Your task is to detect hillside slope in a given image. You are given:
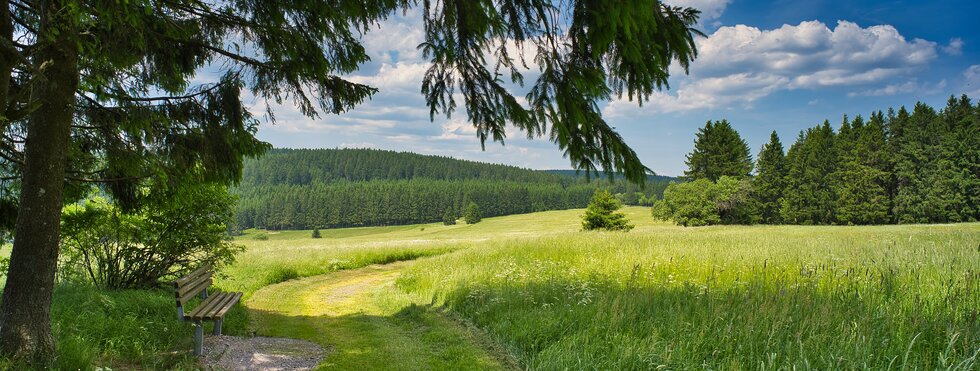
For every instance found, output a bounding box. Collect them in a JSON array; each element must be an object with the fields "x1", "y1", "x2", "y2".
[{"x1": 234, "y1": 148, "x2": 677, "y2": 230}]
